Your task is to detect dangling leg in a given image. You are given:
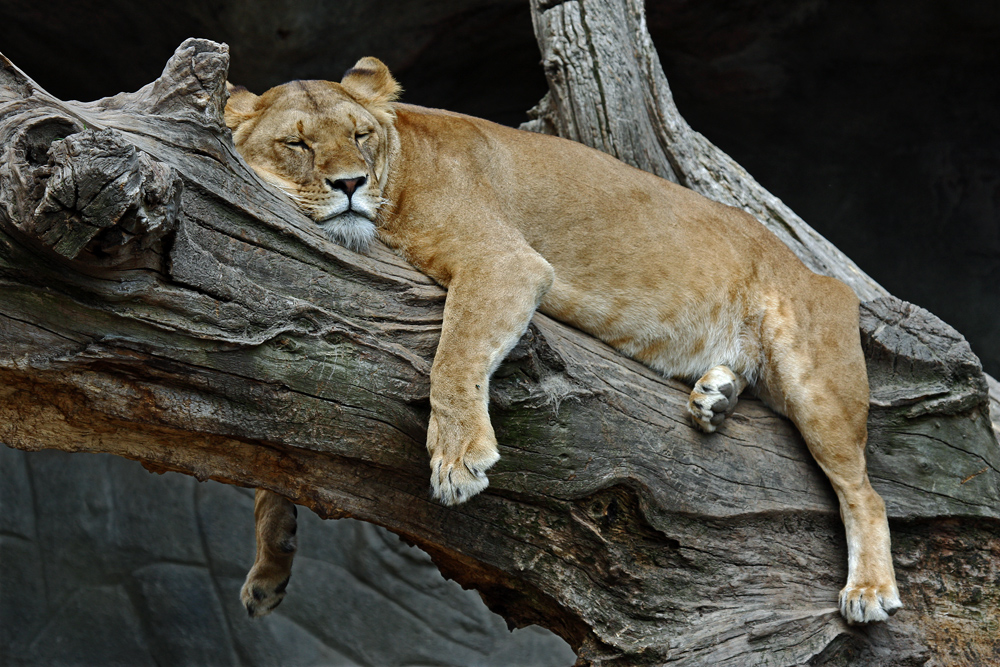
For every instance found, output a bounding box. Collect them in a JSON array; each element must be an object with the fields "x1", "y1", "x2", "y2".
[
  {"x1": 794, "y1": 401, "x2": 900, "y2": 622},
  {"x1": 763, "y1": 278, "x2": 901, "y2": 623},
  {"x1": 240, "y1": 489, "x2": 298, "y2": 617},
  {"x1": 689, "y1": 365, "x2": 748, "y2": 433},
  {"x1": 791, "y1": 399, "x2": 901, "y2": 622},
  {"x1": 425, "y1": 246, "x2": 554, "y2": 505}
]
